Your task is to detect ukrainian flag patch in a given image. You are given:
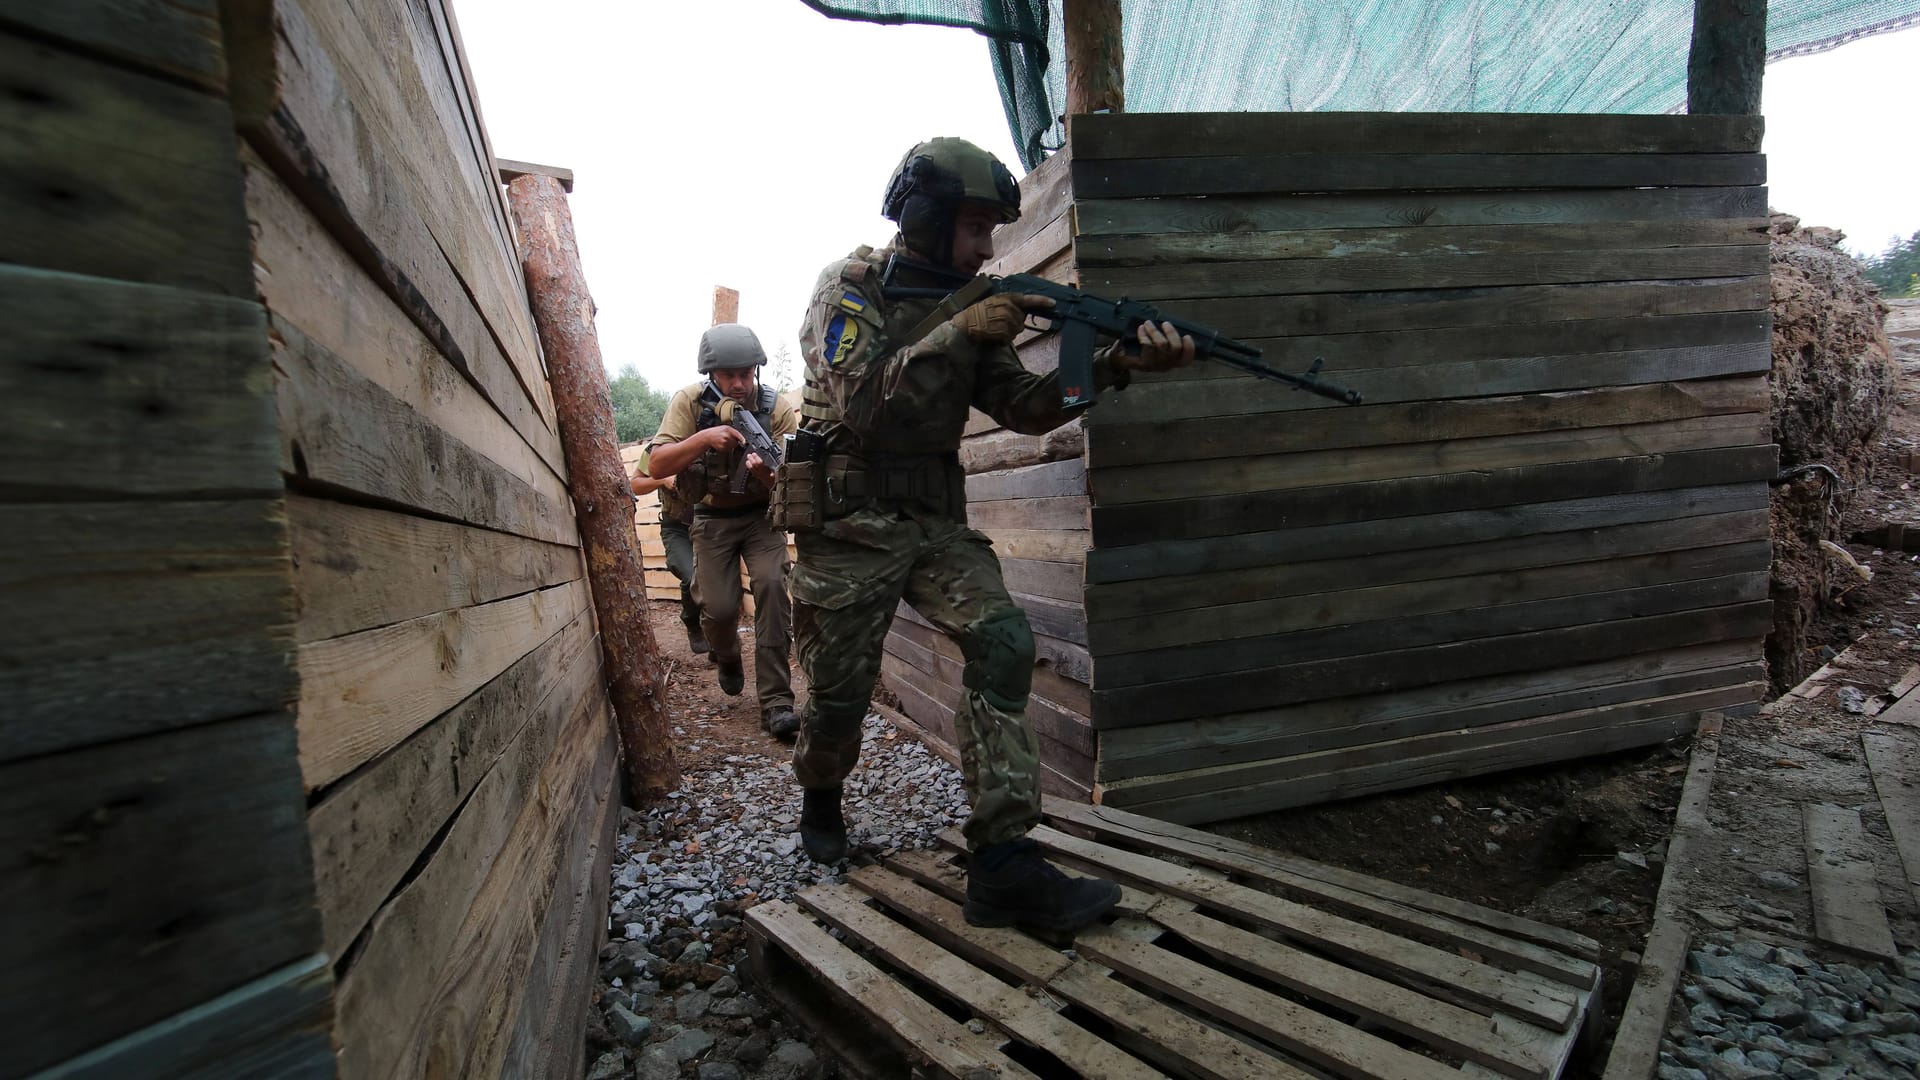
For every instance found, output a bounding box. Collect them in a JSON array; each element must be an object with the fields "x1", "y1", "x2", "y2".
[
  {"x1": 825, "y1": 313, "x2": 859, "y2": 366},
  {"x1": 838, "y1": 290, "x2": 867, "y2": 315}
]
